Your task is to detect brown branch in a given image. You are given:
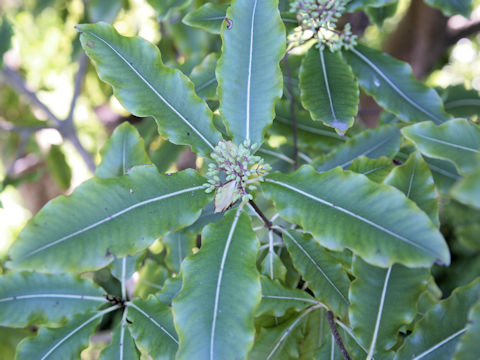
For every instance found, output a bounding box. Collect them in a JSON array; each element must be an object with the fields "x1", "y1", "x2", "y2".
[
  {"x1": 282, "y1": 55, "x2": 298, "y2": 169},
  {"x1": 447, "y1": 18, "x2": 480, "y2": 45},
  {"x1": 1, "y1": 65, "x2": 62, "y2": 127},
  {"x1": 1, "y1": 55, "x2": 96, "y2": 173},
  {"x1": 326, "y1": 310, "x2": 351, "y2": 360},
  {"x1": 248, "y1": 200, "x2": 283, "y2": 238}
]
